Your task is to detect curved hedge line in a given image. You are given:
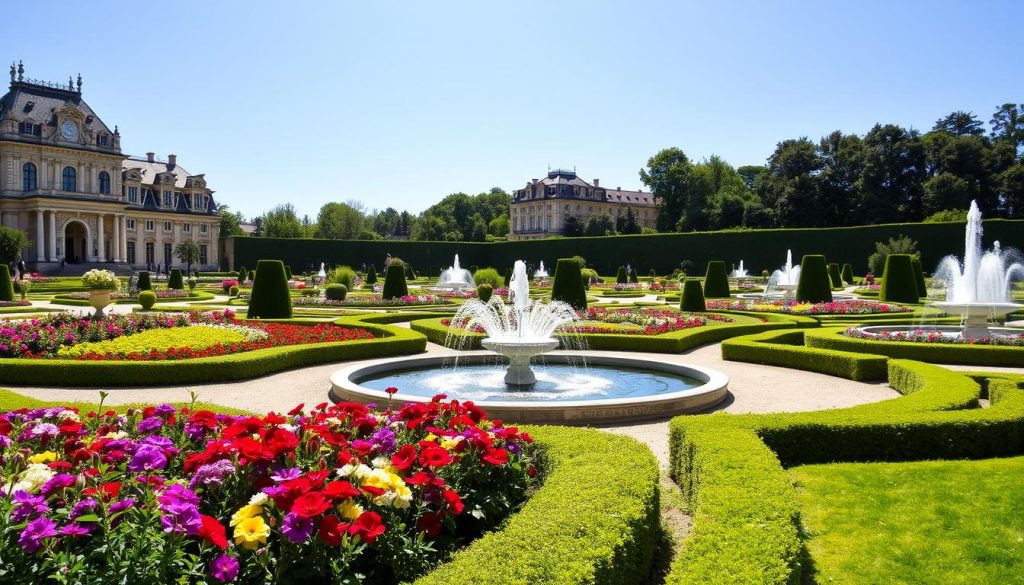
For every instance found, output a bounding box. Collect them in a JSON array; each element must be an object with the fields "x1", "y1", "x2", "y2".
[
  {"x1": 0, "y1": 313, "x2": 437, "y2": 387},
  {"x1": 49, "y1": 291, "x2": 217, "y2": 306},
  {"x1": 803, "y1": 326, "x2": 1024, "y2": 366},
  {"x1": 666, "y1": 361, "x2": 1024, "y2": 584},
  {"x1": 415, "y1": 426, "x2": 659, "y2": 585},
  {"x1": 720, "y1": 329, "x2": 889, "y2": 381}
]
